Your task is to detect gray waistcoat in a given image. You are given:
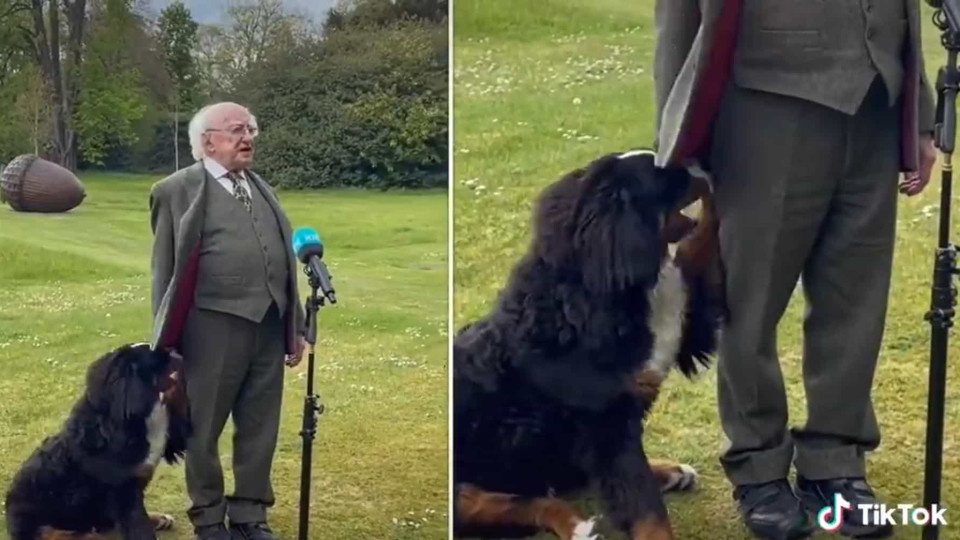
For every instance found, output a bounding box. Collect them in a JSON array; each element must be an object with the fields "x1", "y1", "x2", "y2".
[
  {"x1": 732, "y1": 0, "x2": 907, "y2": 114},
  {"x1": 193, "y1": 174, "x2": 290, "y2": 323}
]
